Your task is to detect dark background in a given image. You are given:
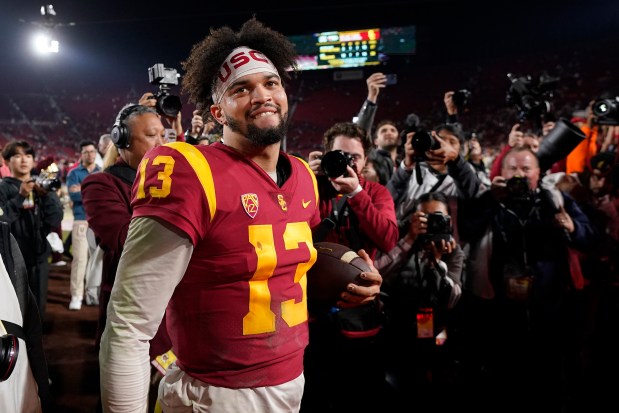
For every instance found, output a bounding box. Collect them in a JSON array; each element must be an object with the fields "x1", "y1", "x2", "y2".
[{"x1": 2, "y1": 0, "x2": 618, "y2": 94}]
